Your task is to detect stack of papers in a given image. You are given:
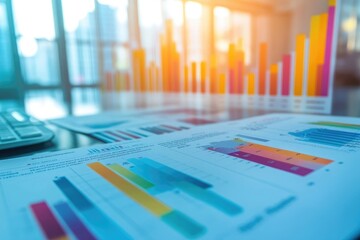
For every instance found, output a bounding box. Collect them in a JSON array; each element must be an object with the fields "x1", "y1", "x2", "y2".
[{"x1": 1, "y1": 114, "x2": 360, "y2": 239}]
